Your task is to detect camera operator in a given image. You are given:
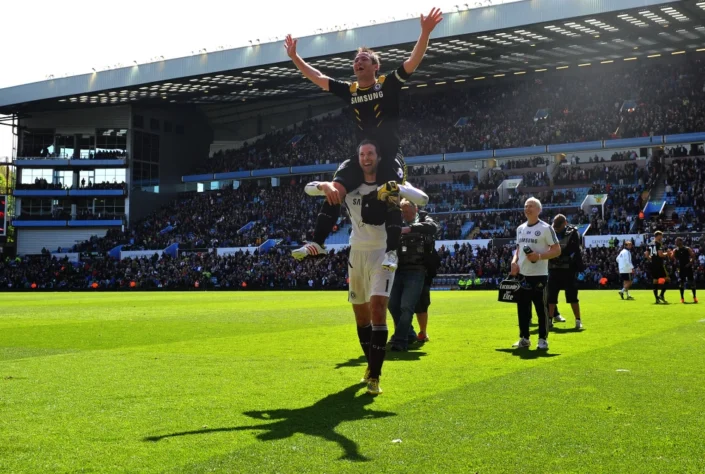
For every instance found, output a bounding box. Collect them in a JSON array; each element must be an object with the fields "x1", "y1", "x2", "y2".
[
  {"x1": 547, "y1": 214, "x2": 585, "y2": 330},
  {"x1": 509, "y1": 198, "x2": 561, "y2": 351},
  {"x1": 388, "y1": 199, "x2": 439, "y2": 351}
]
